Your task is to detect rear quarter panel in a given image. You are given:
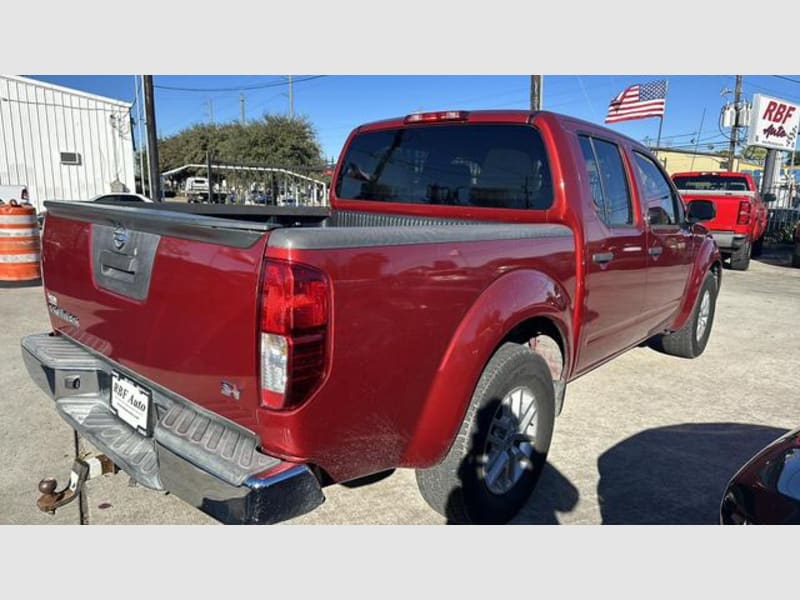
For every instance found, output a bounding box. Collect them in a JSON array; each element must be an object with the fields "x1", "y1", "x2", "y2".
[{"x1": 258, "y1": 235, "x2": 575, "y2": 481}]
